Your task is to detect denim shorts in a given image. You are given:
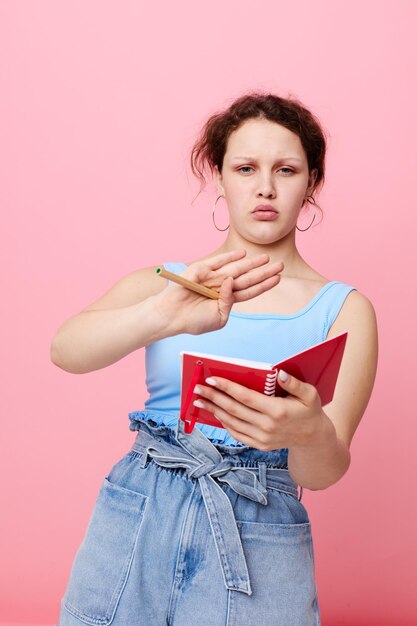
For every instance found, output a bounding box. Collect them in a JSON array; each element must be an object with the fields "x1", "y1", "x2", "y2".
[{"x1": 57, "y1": 415, "x2": 321, "y2": 626}]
